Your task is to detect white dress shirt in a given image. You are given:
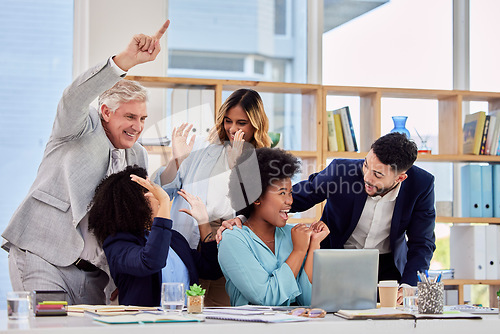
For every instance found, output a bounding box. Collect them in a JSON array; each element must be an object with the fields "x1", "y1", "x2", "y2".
[
  {"x1": 344, "y1": 182, "x2": 401, "y2": 254},
  {"x1": 205, "y1": 146, "x2": 235, "y2": 222}
]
